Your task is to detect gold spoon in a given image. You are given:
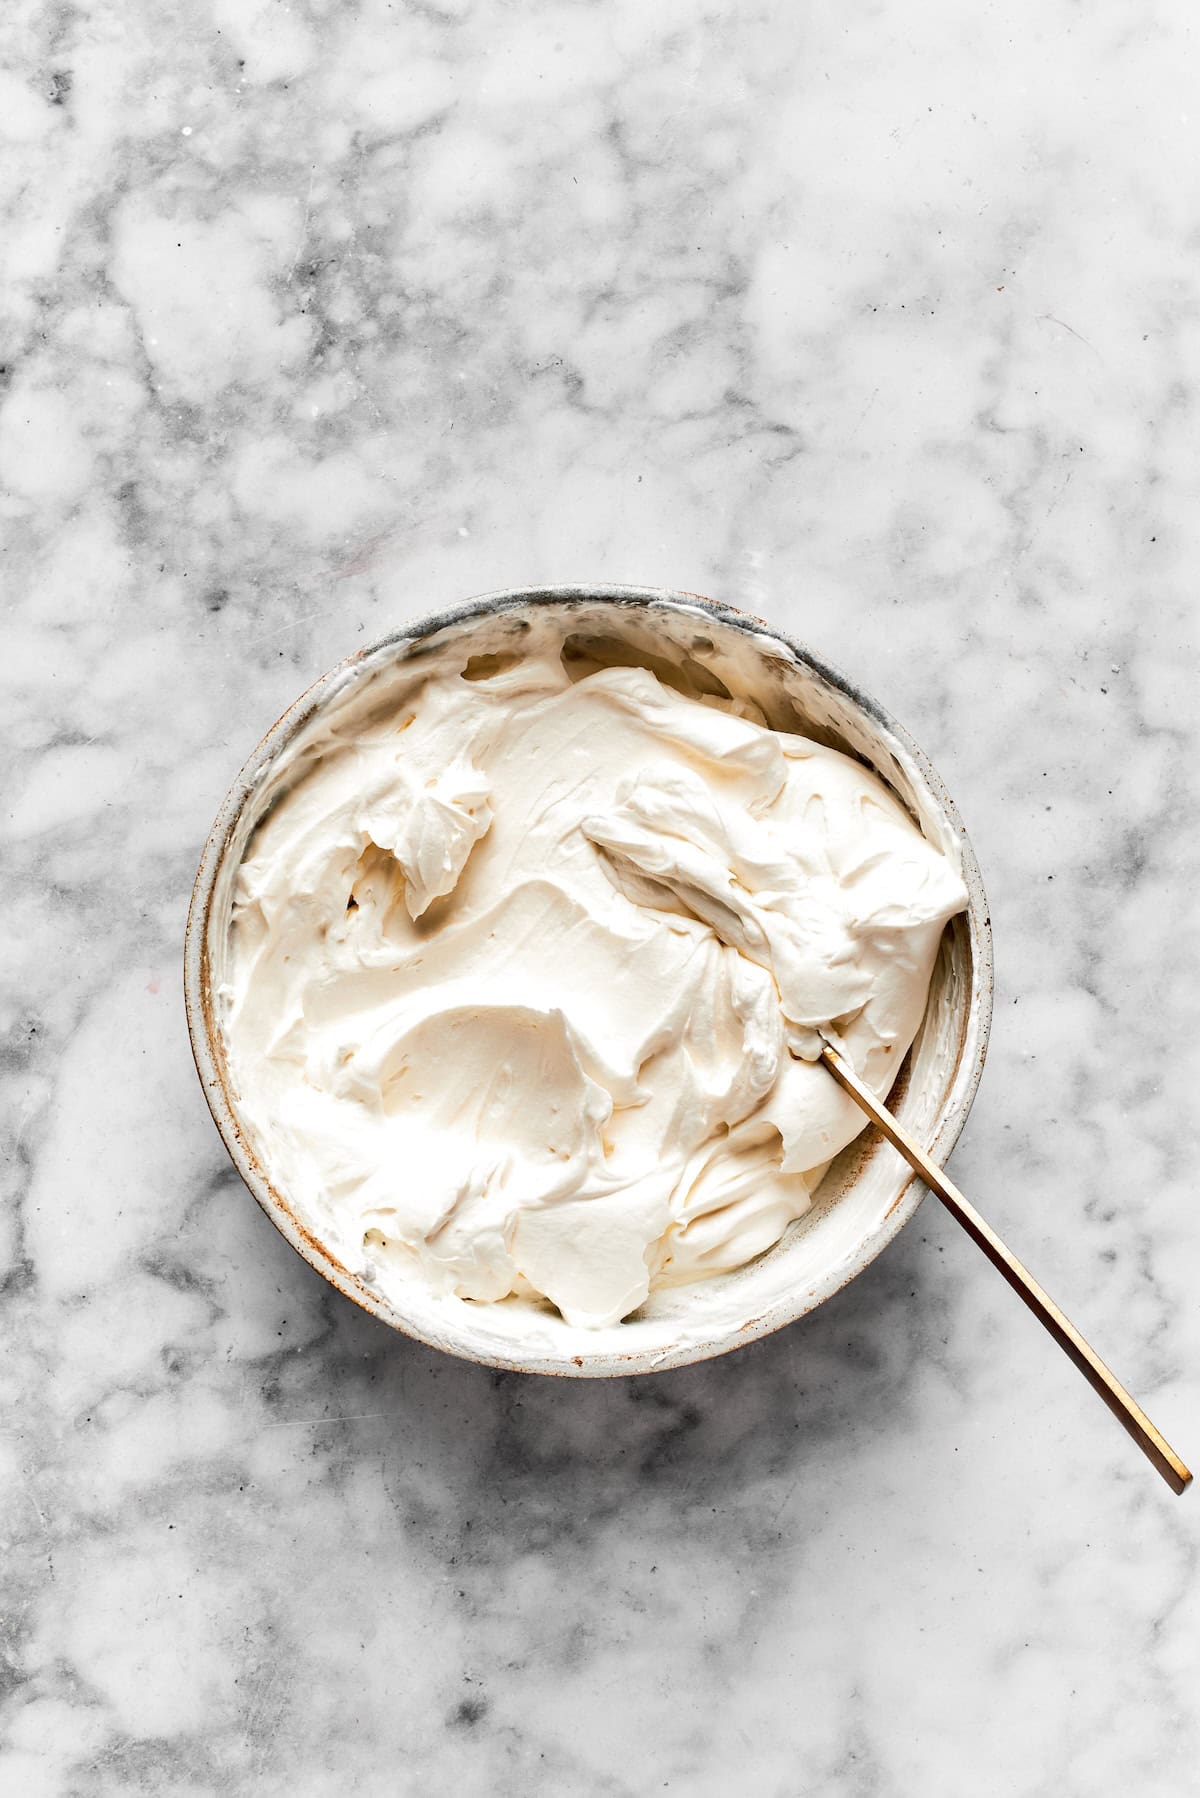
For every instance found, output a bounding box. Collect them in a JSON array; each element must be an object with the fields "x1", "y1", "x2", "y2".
[{"x1": 820, "y1": 1042, "x2": 1192, "y2": 1495}]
